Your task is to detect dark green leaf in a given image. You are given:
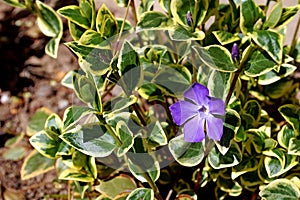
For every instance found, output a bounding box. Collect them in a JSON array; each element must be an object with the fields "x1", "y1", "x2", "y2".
[
  {"x1": 155, "y1": 63, "x2": 191, "y2": 94},
  {"x1": 249, "y1": 30, "x2": 283, "y2": 64},
  {"x1": 277, "y1": 125, "x2": 295, "y2": 149},
  {"x1": 116, "y1": 121, "x2": 134, "y2": 156},
  {"x1": 137, "y1": 11, "x2": 173, "y2": 30},
  {"x1": 263, "y1": 1, "x2": 282, "y2": 29},
  {"x1": 2, "y1": 0, "x2": 25, "y2": 8},
  {"x1": 126, "y1": 188, "x2": 154, "y2": 200},
  {"x1": 212, "y1": 31, "x2": 240, "y2": 46},
  {"x1": 259, "y1": 179, "x2": 300, "y2": 200},
  {"x1": 96, "y1": 4, "x2": 118, "y2": 38},
  {"x1": 117, "y1": 41, "x2": 142, "y2": 94},
  {"x1": 276, "y1": 5, "x2": 300, "y2": 28},
  {"x1": 278, "y1": 104, "x2": 300, "y2": 136},
  {"x1": 264, "y1": 79, "x2": 293, "y2": 99},
  {"x1": 27, "y1": 107, "x2": 52, "y2": 136},
  {"x1": 240, "y1": 0, "x2": 264, "y2": 34},
  {"x1": 21, "y1": 150, "x2": 55, "y2": 180},
  {"x1": 29, "y1": 130, "x2": 60, "y2": 159},
  {"x1": 258, "y1": 64, "x2": 297, "y2": 85},
  {"x1": 68, "y1": 20, "x2": 86, "y2": 41},
  {"x1": 208, "y1": 142, "x2": 242, "y2": 169},
  {"x1": 193, "y1": 45, "x2": 237, "y2": 72},
  {"x1": 63, "y1": 106, "x2": 94, "y2": 131},
  {"x1": 59, "y1": 168, "x2": 94, "y2": 182},
  {"x1": 58, "y1": 5, "x2": 90, "y2": 29},
  {"x1": 60, "y1": 123, "x2": 117, "y2": 157},
  {"x1": 169, "y1": 134, "x2": 204, "y2": 167},
  {"x1": 244, "y1": 50, "x2": 276, "y2": 77}
]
